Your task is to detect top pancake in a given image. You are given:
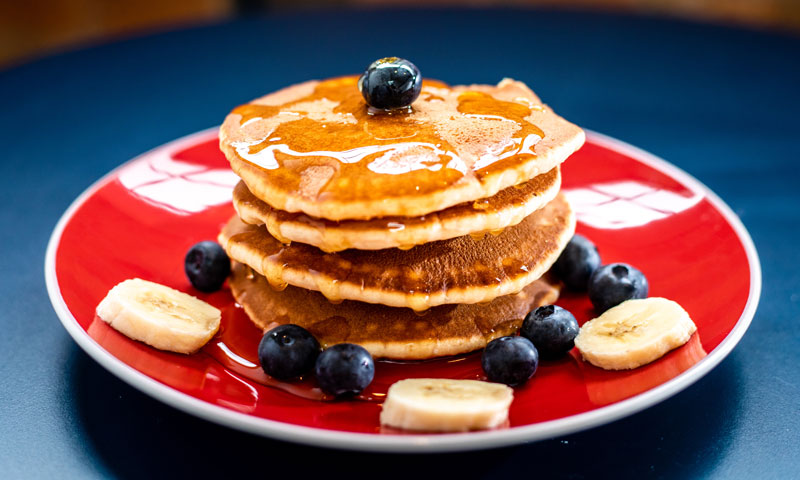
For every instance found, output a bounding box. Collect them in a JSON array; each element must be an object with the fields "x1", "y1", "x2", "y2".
[{"x1": 220, "y1": 76, "x2": 584, "y2": 221}]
